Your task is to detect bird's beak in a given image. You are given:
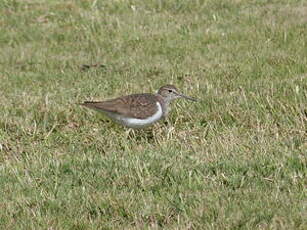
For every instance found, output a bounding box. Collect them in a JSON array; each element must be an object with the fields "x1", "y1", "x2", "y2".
[{"x1": 178, "y1": 93, "x2": 198, "y2": 102}]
